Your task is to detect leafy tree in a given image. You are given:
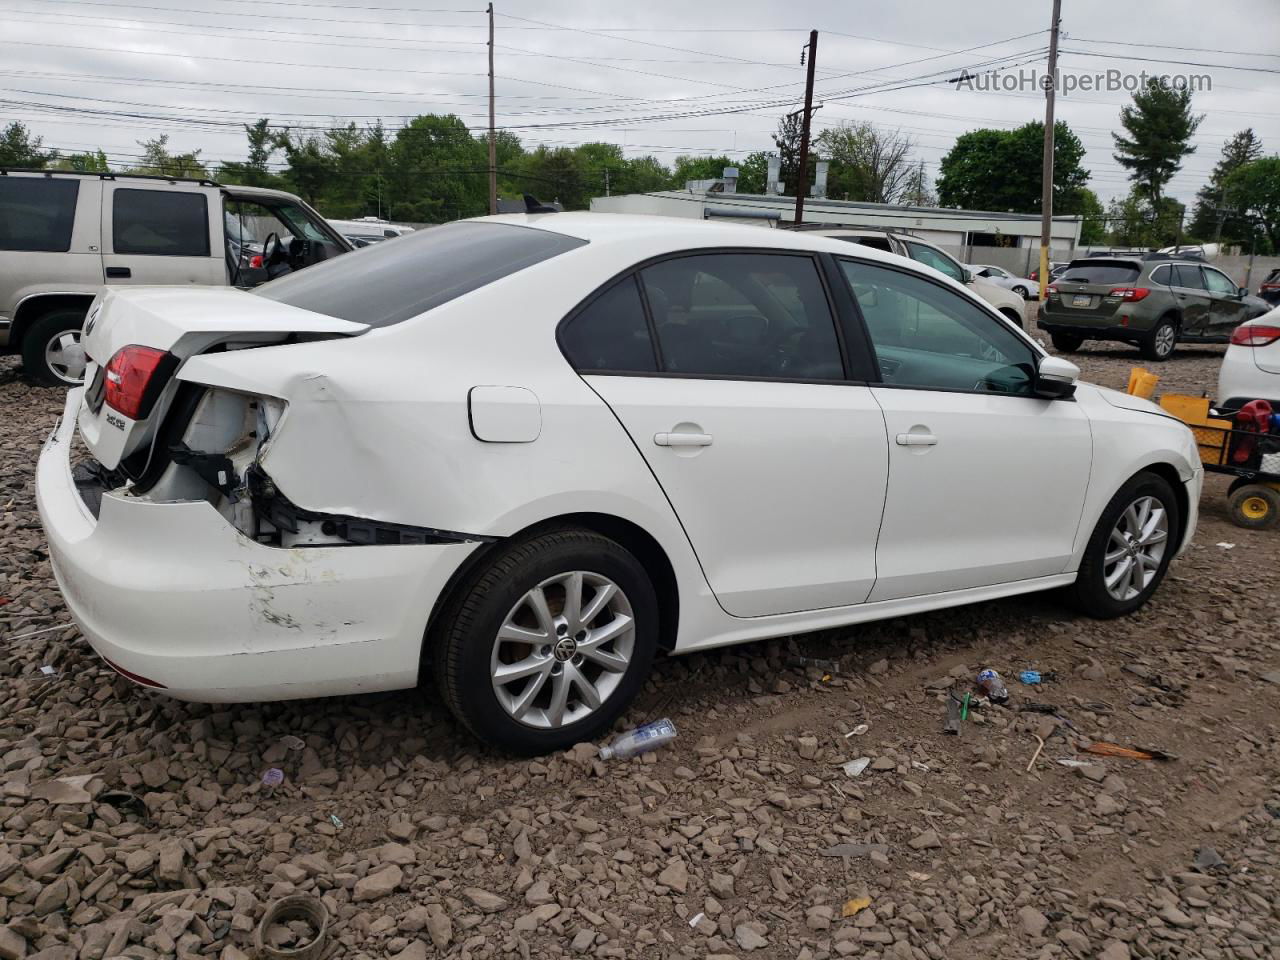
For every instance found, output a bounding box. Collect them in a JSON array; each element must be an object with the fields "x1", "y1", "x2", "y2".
[
  {"x1": 133, "y1": 135, "x2": 209, "y2": 179},
  {"x1": 936, "y1": 121, "x2": 1089, "y2": 214},
  {"x1": 273, "y1": 131, "x2": 336, "y2": 207},
  {"x1": 53, "y1": 150, "x2": 110, "y2": 173},
  {"x1": 387, "y1": 114, "x2": 487, "y2": 222},
  {"x1": 900, "y1": 160, "x2": 936, "y2": 207},
  {"x1": 1104, "y1": 189, "x2": 1183, "y2": 248},
  {"x1": 772, "y1": 113, "x2": 807, "y2": 195},
  {"x1": 217, "y1": 119, "x2": 280, "y2": 189},
  {"x1": 815, "y1": 122, "x2": 917, "y2": 203},
  {"x1": 1077, "y1": 187, "x2": 1106, "y2": 245},
  {"x1": 1224, "y1": 156, "x2": 1280, "y2": 254},
  {"x1": 0, "y1": 121, "x2": 54, "y2": 168},
  {"x1": 736, "y1": 151, "x2": 770, "y2": 195},
  {"x1": 1112, "y1": 79, "x2": 1202, "y2": 206},
  {"x1": 1187, "y1": 129, "x2": 1263, "y2": 244},
  {"x1": 669, "y1": 154, "x2": 737, "y2": 188}
]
